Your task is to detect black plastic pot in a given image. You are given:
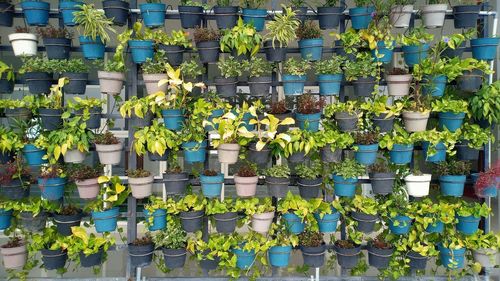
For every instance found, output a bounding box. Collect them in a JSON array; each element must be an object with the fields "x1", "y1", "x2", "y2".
[
  {"x1": 407, "y1": 251, "x2": 428, "y2": 270},
  {"x1": 301, "y1": 244, "x2": 325, "y2": 267},
  {"x1": 148, "y1": 151, "x2": 169, "y2": 161},
  {"x1": 63, "y1": 72, "x2": 88, "y2": 95},
  {"x1": 230, "y1": 49, "x2": 250, "y2": 61},
  {"x1": 74, "y1": 107, "x2": 102, "y2": 129},
  {"x1": 367, "y1": 242, "x2": 394, "y2": 269},
  {"x1": 335, "y1": 112, "x2": 358, "y2": 132},
  {"x1": 180, "y1": 210, "x2": 204, "y2": 232},
  {"x1": 320, "y1": 145, "x2": 342, "y2": 163},
  {"x1": 351, "y1": 211, "x2": 377, "y2": 233},
  {"x1": 163, "y1": 248, "x2": 187, "y2": 269},
  {"x1": 103, "y1": 0, "x2": 129, "y2": 26},
  {"x1": 24, "y1": 72, "x2": 52, "y2": 94},
  {"x1": 248, "y1": 142, "x2": 270, "y2": 164},
  {"x1": 163, "y1": 172, "x2": 189, "y2": 195},
  {"x1": 457, "y1": 69, "x2": 483, "y2": 93},
  {"x1": 80, "y1": 248, "x2": 103, "y2": 267},
  {"x1": 369, "y1": 172, "x2": 395, "y2": 195},
  {"x1": 0, "y1": 151, "x2": 13, "y2": 164},
  {"x1": 353, "y1": 76, "x2": 376, "y2": 97},
  {"x1": 288, "y1": 151, "x2": 306, "y2": 163},
  {"x1": 372, "y1": 113, "x2": 394, "y2": 133},
  {"x1": 41, "y1": 249, "x2": 67, "y2": 270},
  {"x1": 288, "y1": 6, "x2": 308, "y2": 22},
  {"x1": 297, "y1": 177, "x2": 322, "y2": 199},
  {"x1": 213, "y1": 212, "x2": 238, "y2": 233},
  {"x1": 317, "y1": 6, "x2": 343, "y2": 29},
  {"x1": 159, "y1": 45, "x2": 184, "y2": 66},
  {"x1": 0, "y1": 78, "x2": 14, "y2": 94},
  {"x1": 334, "y1": 242, "x2": 361, "y2": 269},
  {"x1": 0, "y1": 179, "x2": 30, "y2": 200},
  {"x1": 273, "y1": 110, "x2": 293, "y2": 133},
  {"x1": 0, "y1": 2, "x2": 14, "y2": 27},
  {"x1": 456, "y1": 141, "x2": 480, "y2": 161},
  {"x1": 266, "y1": 176, "x2": 289, "y2": 198},
  {"x1": 441, "y1": 41, "x2": 466, "y2": 59},
  {"x1": 129, "y1": 243, "x2": 154, "y2": 268},
  {"x1": 214, "y1": 76, "x2": 237, "y2": 97},
  {"x1": 196, "y1": 41, "x2": 220, "y2": 63},
  {"x1": 54, "y1": 211, "x2": 82, "y2": 236},
  {"x1": 248, "y1": 76, "x2": 272, "y2": 96},
  {"x1": 19, "y1": 211, "x2": 47, "y2": 232},
  {"x1": 200, "y1": 254, "x2": 220, "y2": 270},
  {"x1": 334, "y1": 40, "x2": 357, "y2": 61},
  {"x1": 214, "y1": 6, "x2": 239, "y2": 29},
  {"x1": 5, "y1": 108, "x2": 31, "y2": 126},
  {"x1": 39, "y1": 108, "x2": 63, "y2": 131},
  {"x1": 43, "y1": 38, "x2": 71, "y2": 60},
  {"x1": 179, "y1": 6, "x2": 203, "y2": 28},
  {"x1": 263, "y1": 41, "x2": 287, "y2": 62},
  {"x1": 453, "y1": 5, "x2": 480, "y2": 28}
]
